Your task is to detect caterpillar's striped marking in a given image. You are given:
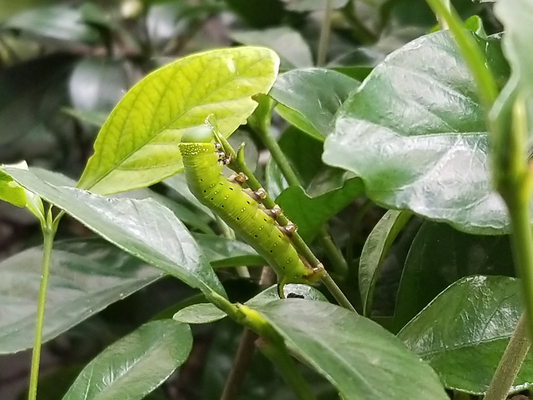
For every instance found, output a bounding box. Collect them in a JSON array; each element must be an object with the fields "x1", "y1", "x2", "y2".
[{"x1": 179, "y1": 127, "x2": 324, "y2": 295}]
